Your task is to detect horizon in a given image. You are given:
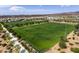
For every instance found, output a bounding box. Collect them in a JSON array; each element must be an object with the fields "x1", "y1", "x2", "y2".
[{"x1": 0, "y1": 5, "x2": 79, "y2": 15}]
